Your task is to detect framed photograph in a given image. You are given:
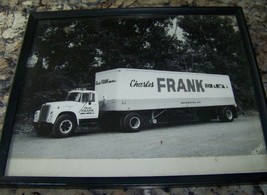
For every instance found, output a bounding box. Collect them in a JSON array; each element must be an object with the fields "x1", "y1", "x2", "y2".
[{"x1": 1, "y1": 7, "x2": 267, "y2": 187}]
